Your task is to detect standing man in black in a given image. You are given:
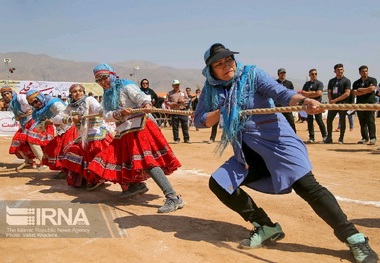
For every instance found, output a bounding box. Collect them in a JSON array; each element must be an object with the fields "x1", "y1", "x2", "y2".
[
  {"x1": 324, "y1": 63, "x2": 351, "y2": 144},
  {"x1": 276, "y1": 68, "x2": 296, "y2": 133},
  {"x1": 301, "y1": 68, "x2": 327, "y2": 143},
  {"x1": 185, "y1": 87, "x2": 194, "y2": 110},
  {"x1": 352, "y1": 65, "x2": 377, "y2": 145}
]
